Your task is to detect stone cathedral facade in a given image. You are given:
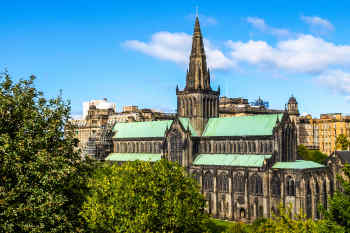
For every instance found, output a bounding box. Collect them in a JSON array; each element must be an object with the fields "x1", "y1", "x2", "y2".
[{"x1": 106, "y1": 17, "x2": 334, "y2": 222}]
